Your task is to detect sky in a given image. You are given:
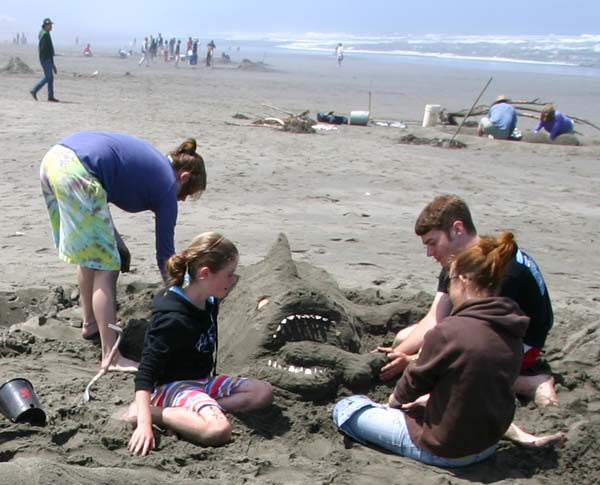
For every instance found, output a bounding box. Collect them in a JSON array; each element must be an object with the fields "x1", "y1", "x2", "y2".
[{"x1": 1, "y1": 0, "x2": 598, "y2": 45}]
